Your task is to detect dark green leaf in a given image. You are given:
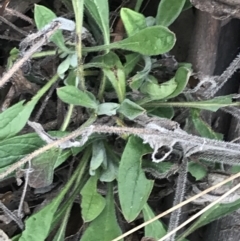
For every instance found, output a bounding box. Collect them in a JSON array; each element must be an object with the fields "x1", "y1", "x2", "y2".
[
  {"x1": 188, "y1": 161, "x2": 207, "y2": 181},
  {"x1": 156, "y1": 0, "x2": 186, "y2": 26},
  {"x1": 129, "y1": 56, "x2": 152, "y2": 90},
  {"x1": 118, "y1": 136, "x2": 154, "y2": 221},
  {"x1": 84, "y1": 0, "x2": 110, "y2": 44},
  {"x1": 177, "y1": 198, "x2": 240, "y2": 240},
  {"x1": 81, "y1": 183, "x2": 122, "y2": 241},
  {"x1": 191, "y1": 109, "x2": 223, "y2": 139},
  {"x1": 81, "y1": 174, "x2": 106, "y2": 222},
  {"x1": 124, "y1": 53, "x2": 141, "y2": 76},
  {"x1": 143, "y1": 203, "x2": 166, "y2": 239},
  {"x1": 148, "y1": 107, "x2": 174, "y2": 119}
]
